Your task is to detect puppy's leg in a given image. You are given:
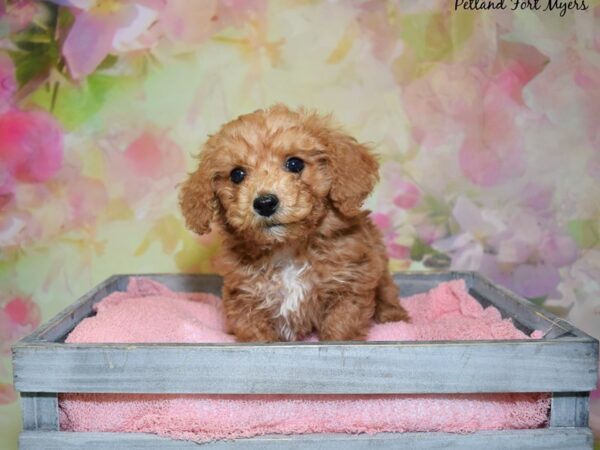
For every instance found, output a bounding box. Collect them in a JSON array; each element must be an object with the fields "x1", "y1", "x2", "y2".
[
  {"x1": 222, "y1": 288, "x2": 279, "y2": 342},
  {"x1": 318, "y1": 292, "x2": 375, "y2": 341},
  {"x1": 229, "y1": 318, "x2": 279, "y2": 342},
  {"x1": 374, "y1": 270, "x2": 410, "y2": 323}
]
